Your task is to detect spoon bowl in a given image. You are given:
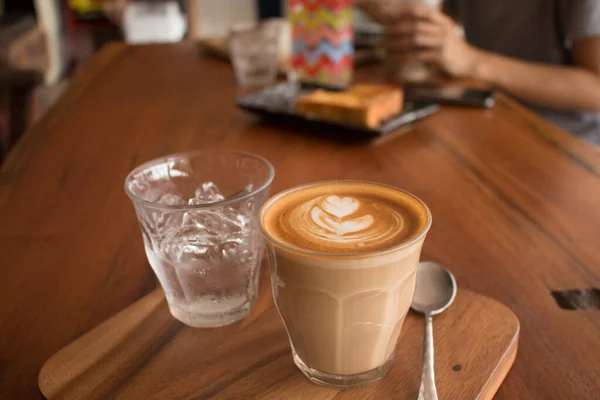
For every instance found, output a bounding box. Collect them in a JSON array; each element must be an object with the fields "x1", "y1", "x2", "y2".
[{"x1": 412, "y1": 261, "x2": 457, "y2": 315}]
